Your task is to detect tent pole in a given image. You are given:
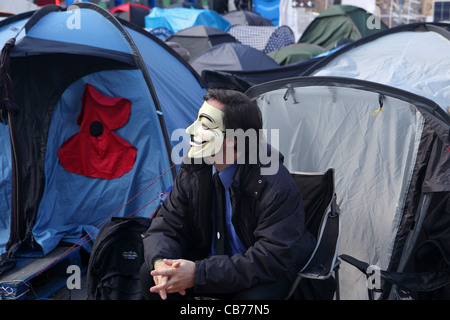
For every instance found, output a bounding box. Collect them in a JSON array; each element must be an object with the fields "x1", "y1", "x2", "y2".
[{"x1": 75, "y1": 2, "x2": 177, "y2": 181}]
